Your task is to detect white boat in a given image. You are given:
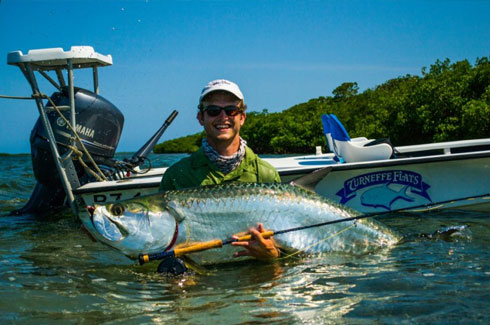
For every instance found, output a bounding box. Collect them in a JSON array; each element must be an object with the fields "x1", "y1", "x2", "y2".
[{"x1": 6, "y1": 46, "x2": 490, "y2": 217}]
